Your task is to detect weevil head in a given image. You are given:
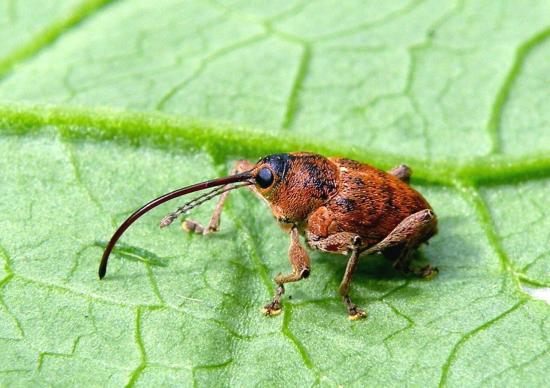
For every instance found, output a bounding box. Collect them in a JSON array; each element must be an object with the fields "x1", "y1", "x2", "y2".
[{"x1": 251, "y1": 153, "x2": 339, "y2": 223}]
